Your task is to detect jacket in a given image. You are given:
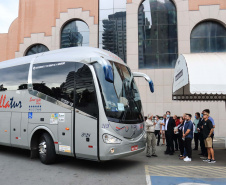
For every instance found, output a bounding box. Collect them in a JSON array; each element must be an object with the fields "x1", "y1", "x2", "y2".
[
  {"x1": 165, "y1": 117, "x2": 176, "y2": 134},
  {"x1": 145, "y1": 119, "x2": 155, "y2": 133}
]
